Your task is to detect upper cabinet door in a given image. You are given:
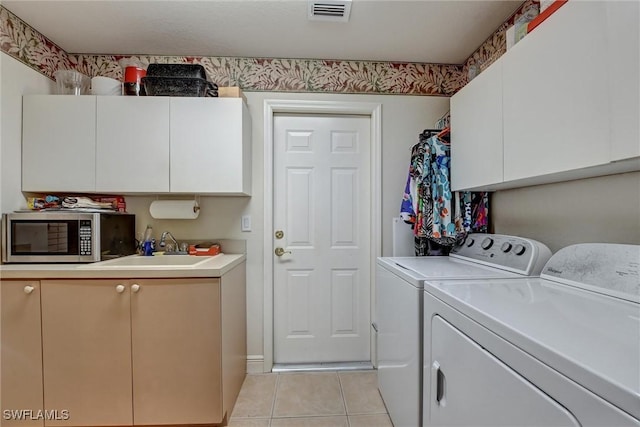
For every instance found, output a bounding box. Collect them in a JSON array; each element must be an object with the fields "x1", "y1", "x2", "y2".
[
  {"x1": 450, "y1": 58, "x2": 504, "y2": 191},
  {"x1": 502, "y1": 1, "x2": 610, "y2": 182},
  {"x1": 22, "y1": 95, "x2": 96, "y2": 192},
  {"x1": 607, "y1": 1, "x2": 640, "y2": 161},
  {"x1": 96, "y1": 97, "x2": 170, "y2": 193},
  {"x1": 170, "y1": 98, "x2": 251, "y2": 195}
]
